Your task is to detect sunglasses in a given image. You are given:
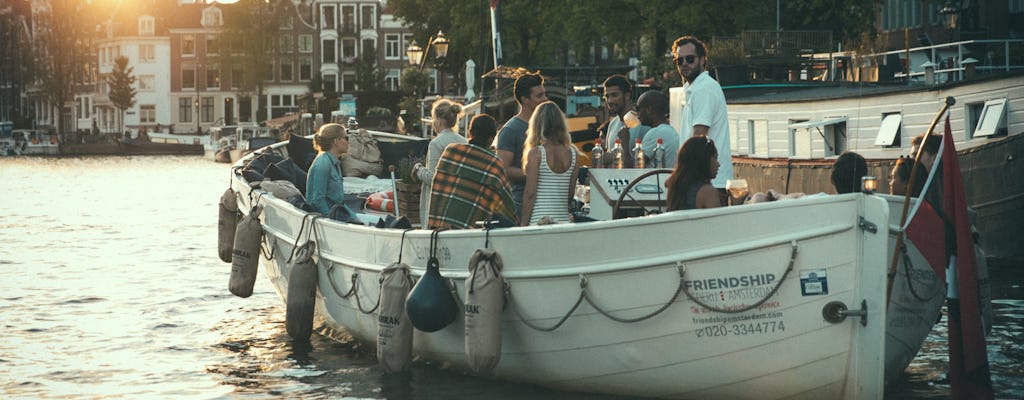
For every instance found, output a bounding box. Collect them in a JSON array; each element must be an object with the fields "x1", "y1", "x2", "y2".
[{"x1": 674, "y1": 55, "x2": 698, "y2": 66}]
